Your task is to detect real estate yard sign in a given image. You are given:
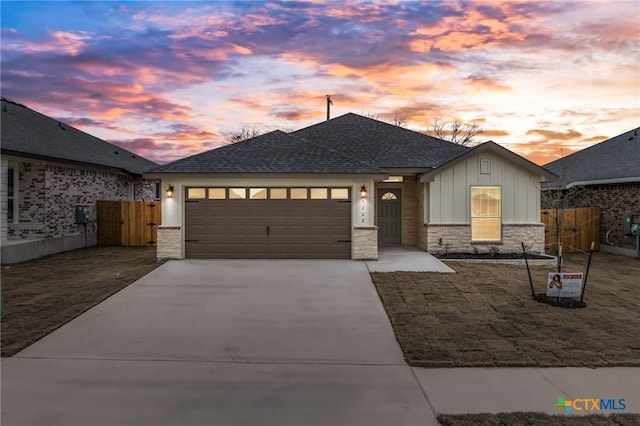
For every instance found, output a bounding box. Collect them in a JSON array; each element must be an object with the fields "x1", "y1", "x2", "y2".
[{"x1": 547, "y1": 273, "x2": 584, "y2": 298}]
